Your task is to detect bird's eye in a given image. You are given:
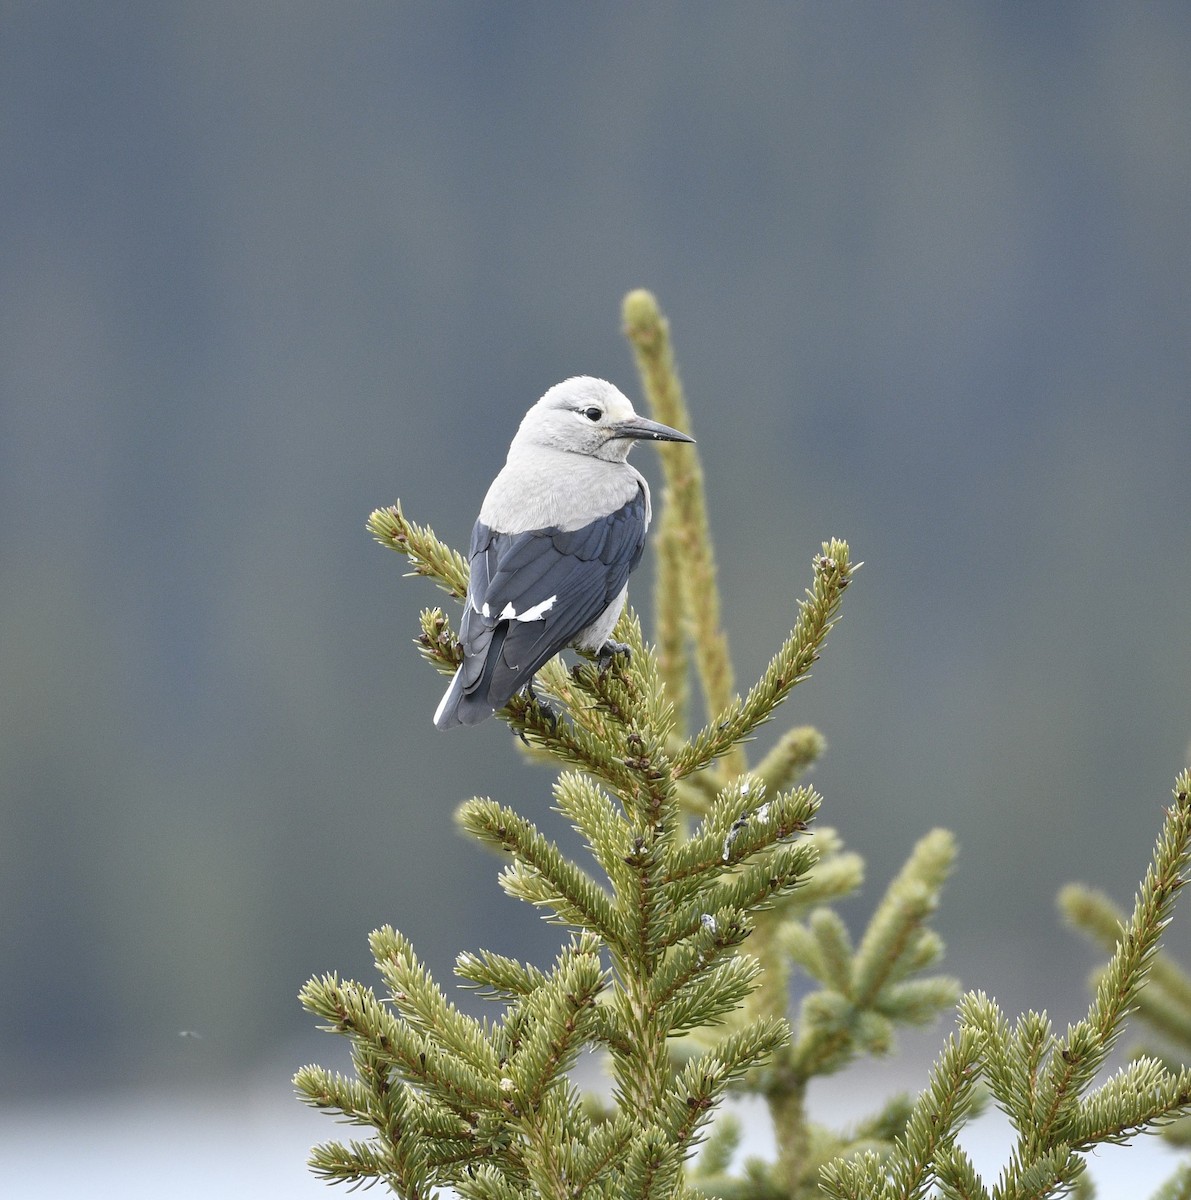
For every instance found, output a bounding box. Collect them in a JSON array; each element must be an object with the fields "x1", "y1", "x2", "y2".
[{"x1": 582, "y1": 407, "x2": 603, "y2": 422}]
